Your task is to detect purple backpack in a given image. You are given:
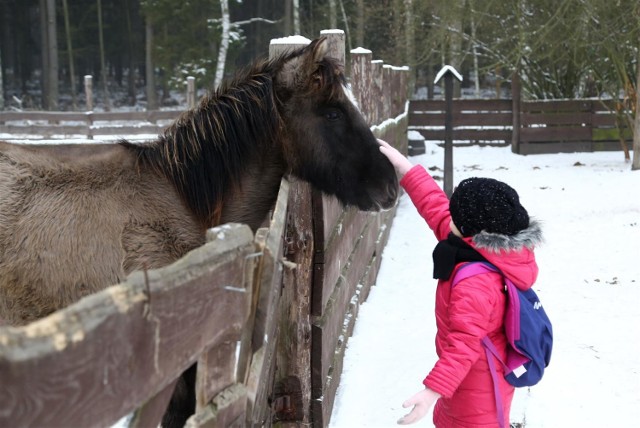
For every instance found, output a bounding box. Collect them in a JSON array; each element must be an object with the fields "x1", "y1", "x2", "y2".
[{"x1": 452, "y1": 262, "x2": 553, "y2": 427}]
